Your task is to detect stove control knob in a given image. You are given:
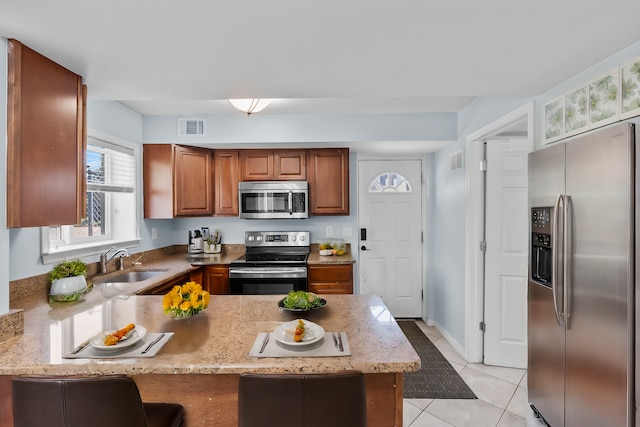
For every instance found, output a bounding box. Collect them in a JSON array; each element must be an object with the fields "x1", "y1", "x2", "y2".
[
  {"x1": 299, "y1": 235, "x2": 305, "y2": 242},
  {"x1": 247, "y1": 235, "x2": 254, "y2": 242},
  {"x1": 292, "y1": 236, "x2": 297, "y2": 241},
  {"x1": 256, "y1": 235, "x2": 263, "y2": 241}
]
